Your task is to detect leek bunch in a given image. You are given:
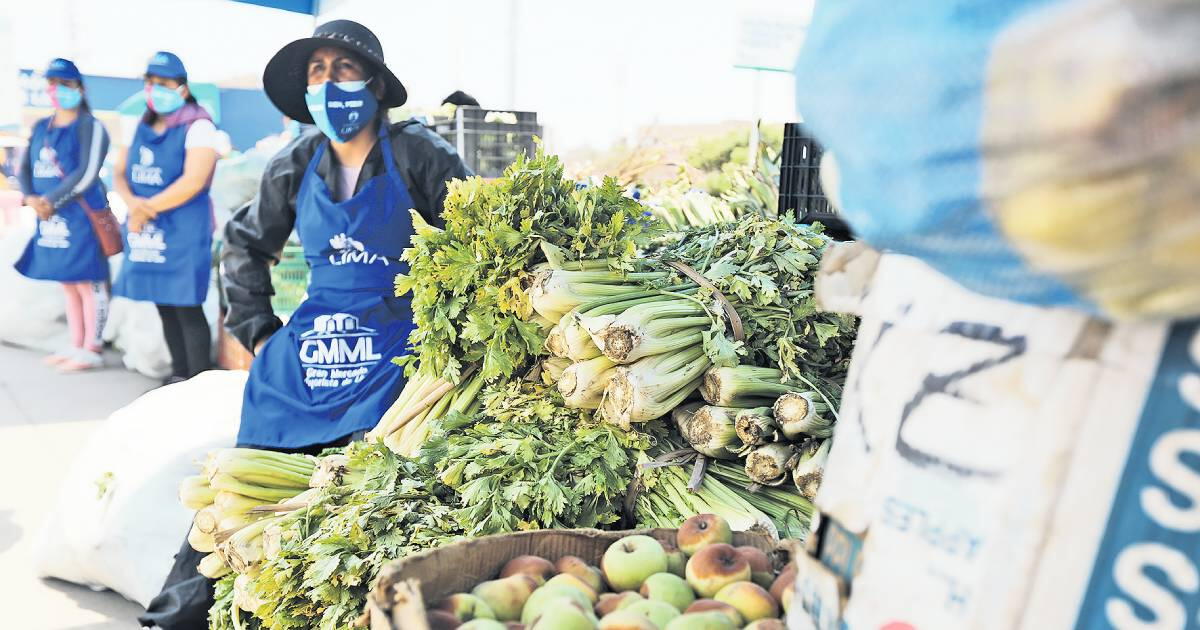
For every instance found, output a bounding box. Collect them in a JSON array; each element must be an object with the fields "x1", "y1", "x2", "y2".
[
  {"x1": 366, "y1": 368, "x2": 486, "y2": 456},
  {"x1": 179, "y1": 448, "x2": 318, "y2": 578}
]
